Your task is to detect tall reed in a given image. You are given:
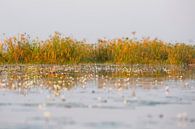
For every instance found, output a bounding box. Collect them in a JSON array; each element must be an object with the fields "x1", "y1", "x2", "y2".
[{"x1": 0, "y1": 33, "x2": 194, "y2": 65}]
